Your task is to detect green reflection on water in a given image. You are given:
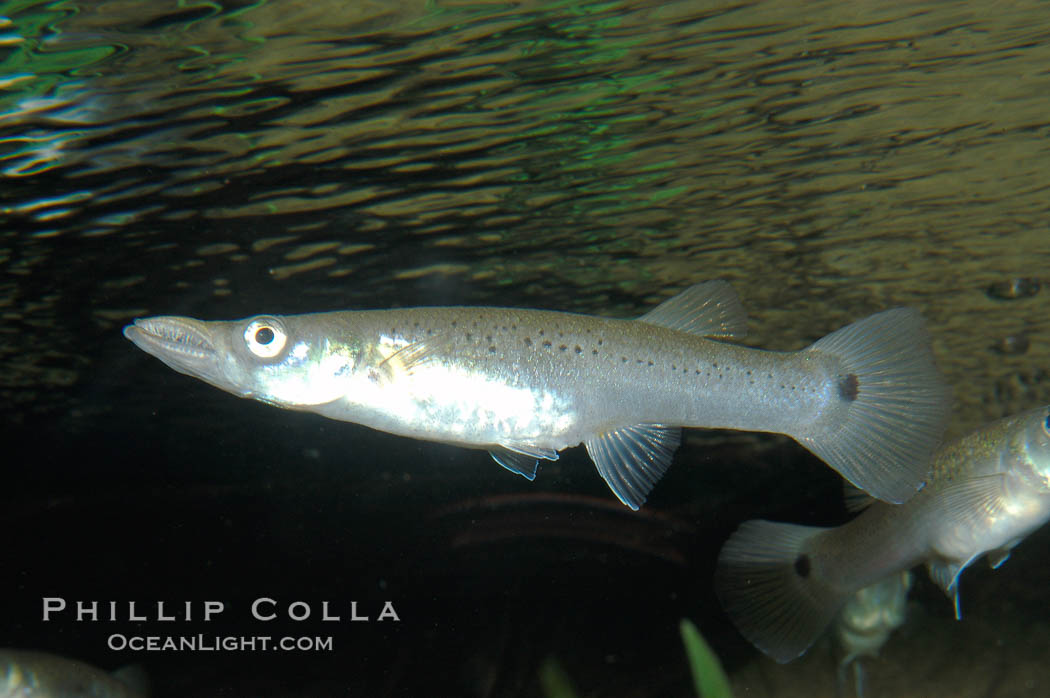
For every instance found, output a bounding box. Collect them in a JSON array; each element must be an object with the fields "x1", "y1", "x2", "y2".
[{"x1": 1, "y1": 2, "x2": 120, "y2": 92}]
